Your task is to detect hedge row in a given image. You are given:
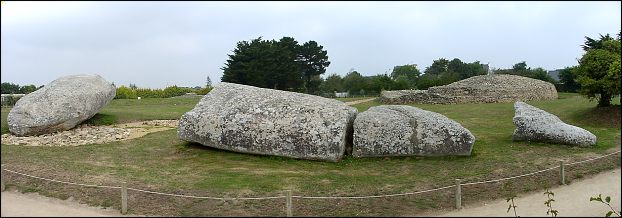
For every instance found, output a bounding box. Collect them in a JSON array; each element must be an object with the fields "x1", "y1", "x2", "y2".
[{"x1": 114, "y1": 85, "x2": 212, "y2": 99}]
